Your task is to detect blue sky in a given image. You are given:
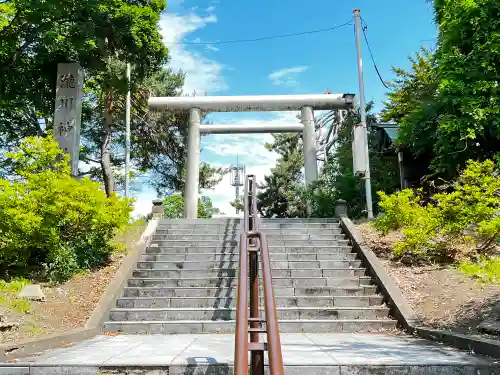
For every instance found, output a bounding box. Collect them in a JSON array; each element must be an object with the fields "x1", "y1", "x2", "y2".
[{"x1": 132, "y1": 0, "x2": 437, "y2": 217}]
